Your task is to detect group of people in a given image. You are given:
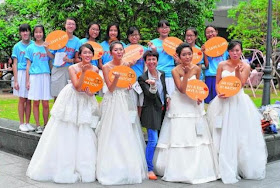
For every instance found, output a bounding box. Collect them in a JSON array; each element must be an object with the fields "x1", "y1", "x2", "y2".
[{"x1": 11, "y1": 18, "x2": 268, "y2": 185}]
